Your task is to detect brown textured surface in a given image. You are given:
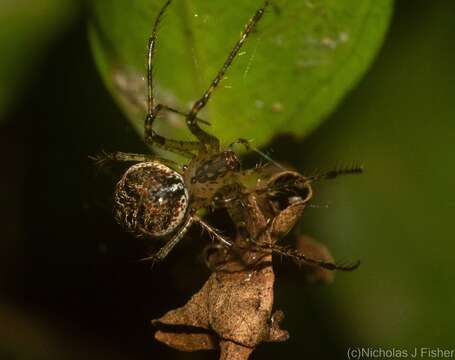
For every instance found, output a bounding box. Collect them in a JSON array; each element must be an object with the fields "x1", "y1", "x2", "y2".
[
  {"x1": 152, "y1": 171, "x2": 336, "y2": 358},
  {"x1": 152, "y1": 191, "x2": 294, "y2": 357}
]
